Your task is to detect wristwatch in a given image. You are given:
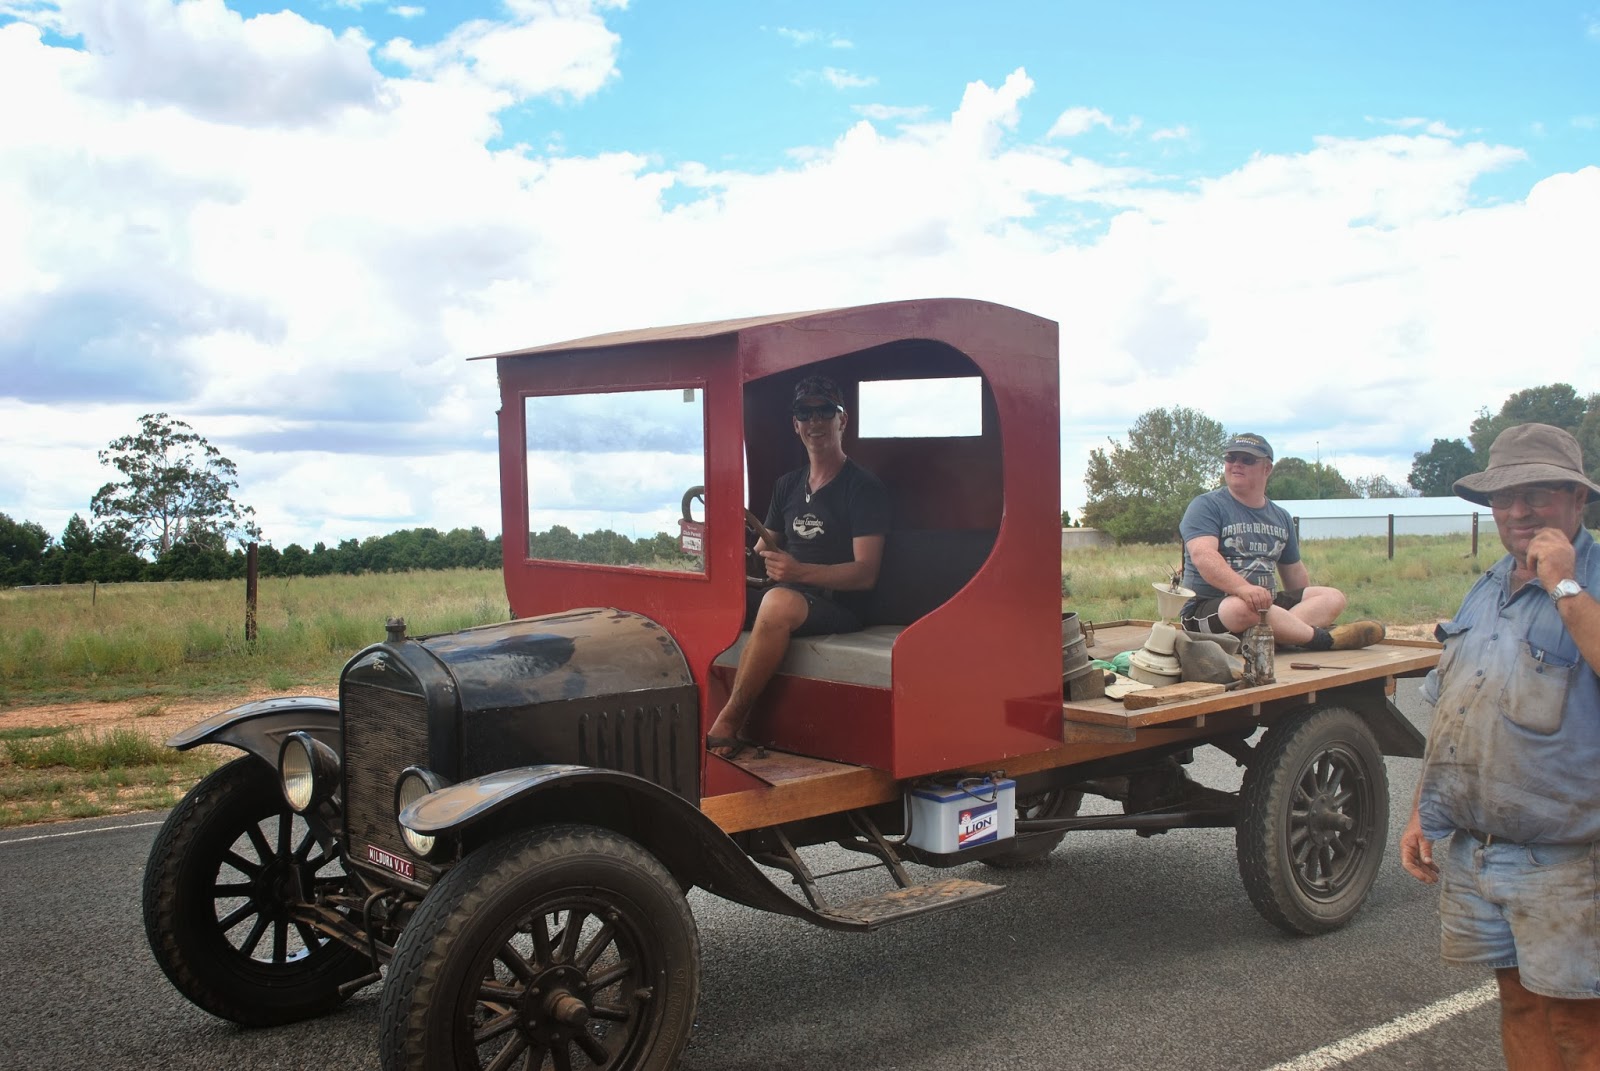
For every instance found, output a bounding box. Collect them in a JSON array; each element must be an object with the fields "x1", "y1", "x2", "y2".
[{"x1": 1549, "y1": 578, "x2": 1582, "y2": 603}]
